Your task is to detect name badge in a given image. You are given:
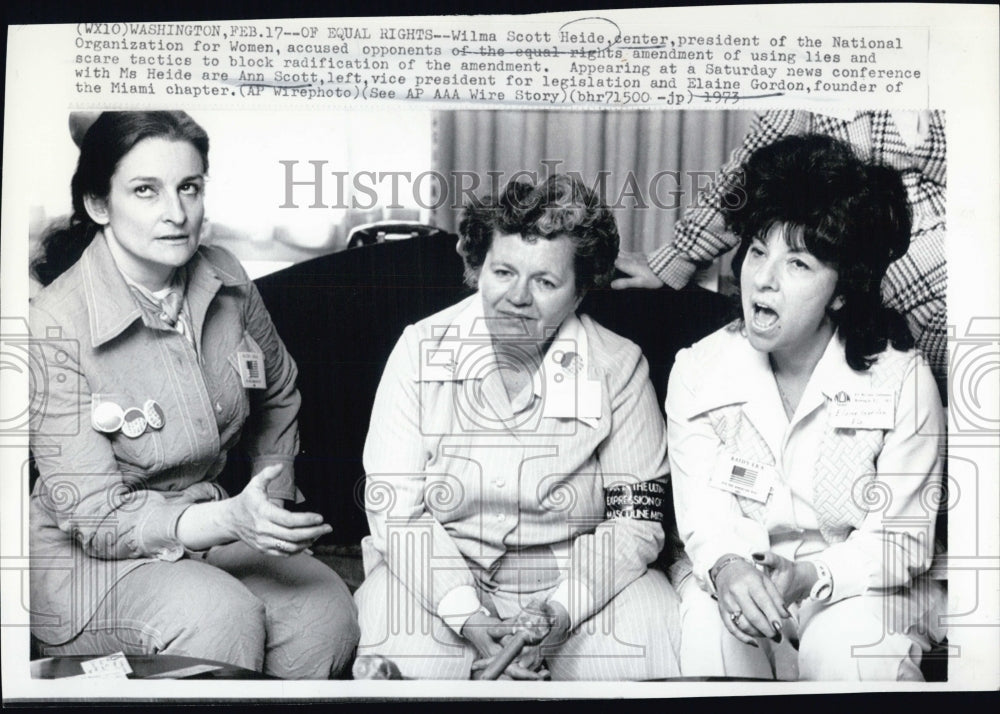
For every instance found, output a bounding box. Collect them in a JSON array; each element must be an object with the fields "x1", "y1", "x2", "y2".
[
  {"x1": 829, "y1": 390, "x2": 895, "y2": 429},
  {"x1": 237, "y1": 351, "x2": 266, "y2": 389},
  {"x1": 80, "y1": 652, "x2": 133, "y2": 677},
  {"x1": 543, "y1": 376, "x2": 602, "y2": 420},
  {"x1": 709, "y1": 454, "x2": 775, "y2": 504},
  {"x1": 542, "y1": 345, "x2": 602, "y2": 422}
]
